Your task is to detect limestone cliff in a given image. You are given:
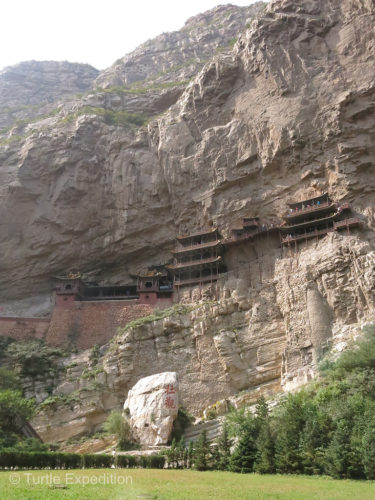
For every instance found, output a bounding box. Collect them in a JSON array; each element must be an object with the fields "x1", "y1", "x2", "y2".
[{"x1": 0, "y1": 0, "x2": 374, "y2": 441}]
